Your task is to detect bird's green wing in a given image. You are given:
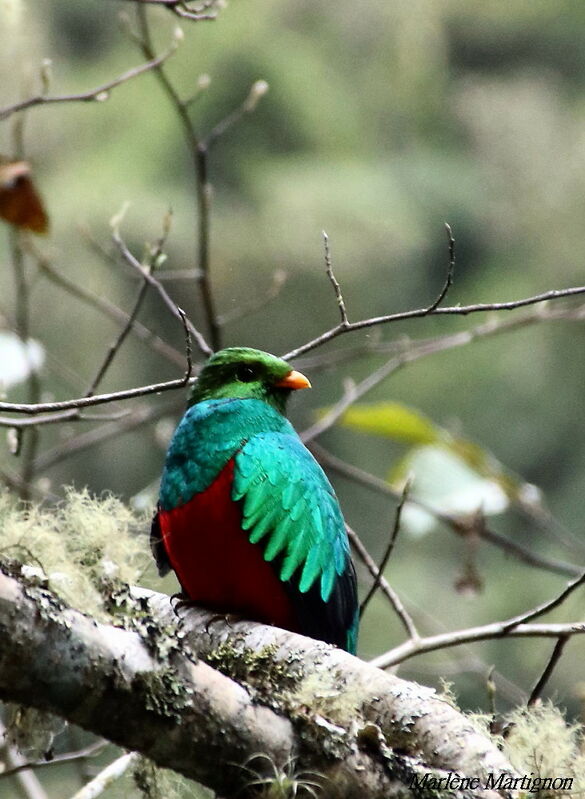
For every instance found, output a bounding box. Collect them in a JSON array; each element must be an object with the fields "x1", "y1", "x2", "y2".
[{"x1": 232, "y1": 432, "x2": 350, "y2": 602}]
